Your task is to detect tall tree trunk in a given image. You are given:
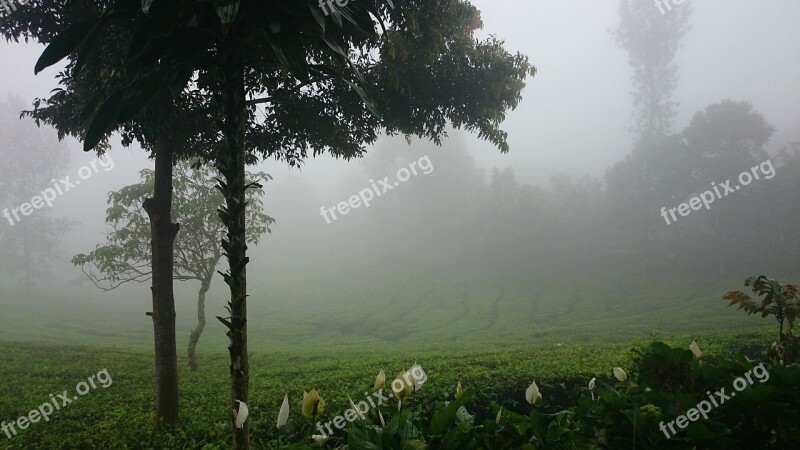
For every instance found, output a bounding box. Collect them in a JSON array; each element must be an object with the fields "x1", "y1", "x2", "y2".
[
  {"x1": 188, "y1": 268, "x2": 215, "y2": 372},
  {"x1": 218, "y1": 45, "x2": 250, "y2": 450},
  {"x1": 143, "y1": 139, "x2": 180, "y2": 426}
]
